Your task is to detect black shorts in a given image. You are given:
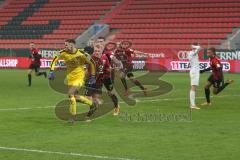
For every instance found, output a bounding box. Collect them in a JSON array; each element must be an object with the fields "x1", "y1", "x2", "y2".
[
  {"x1": 208, "y1": 74, "x2": 223, "y2": 88},
  {"x1": 29, "y1": 63, "x2": 40, "y2": 72},
  {"x1": 103, "y1": 77, "x2": 113, "y2": 91},
  {"x1": 85, "y1": 83, "x2": 102, "y2": 96}
]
